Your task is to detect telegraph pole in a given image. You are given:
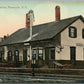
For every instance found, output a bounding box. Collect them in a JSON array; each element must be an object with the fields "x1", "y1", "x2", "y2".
[
  {"x1": 28, "y1": 10, "x2": 34, "y2": 60},
  {"x1": 28, "y1": 10, "x2": 35, "y2": 76}
]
